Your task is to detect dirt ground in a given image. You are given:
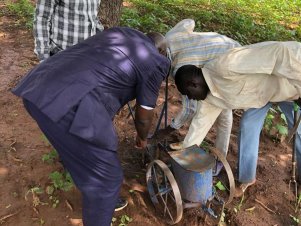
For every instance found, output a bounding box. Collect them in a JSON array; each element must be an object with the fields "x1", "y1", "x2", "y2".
[{"x1": 1, "y1": 5, "x2": 301, "y2": 226}]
